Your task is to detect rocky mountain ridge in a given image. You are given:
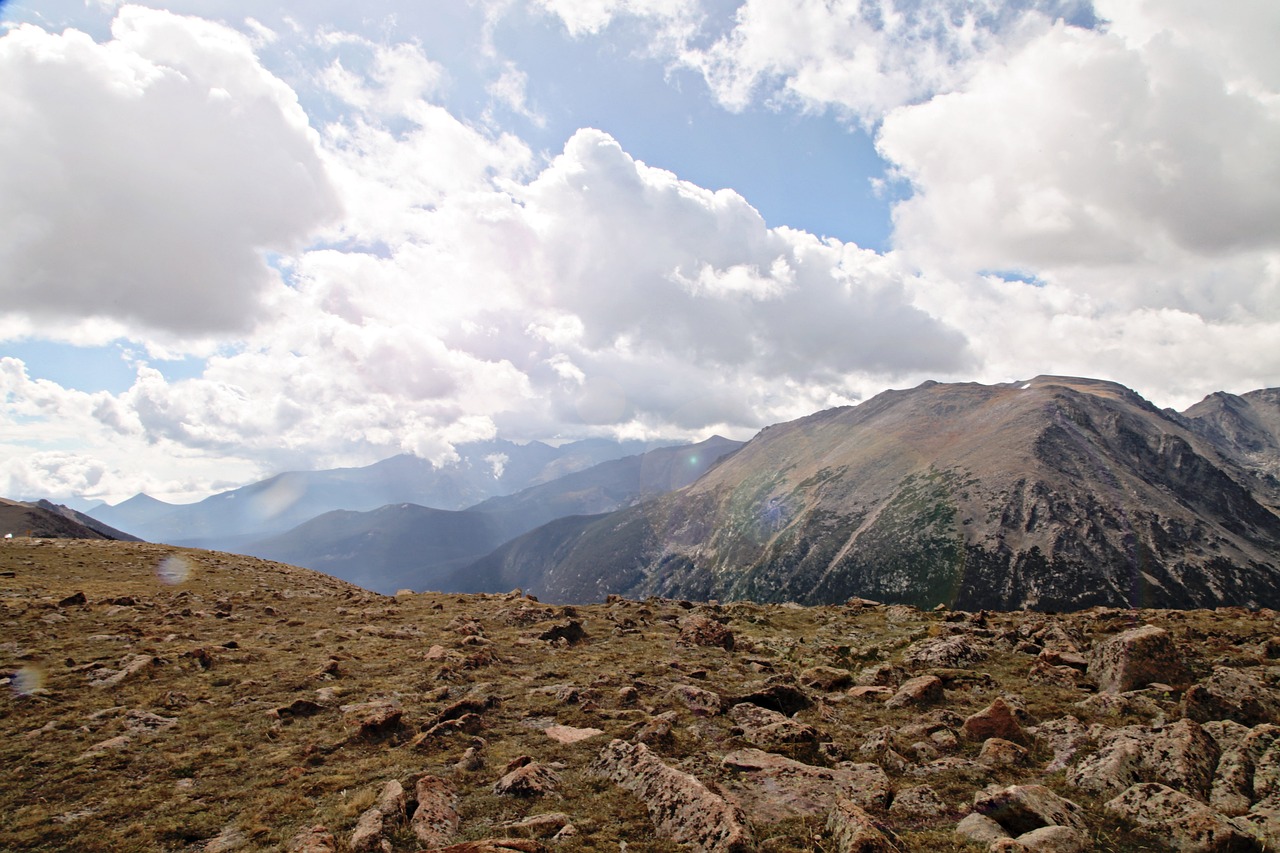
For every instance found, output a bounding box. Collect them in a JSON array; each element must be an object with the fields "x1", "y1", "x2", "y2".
[
  {"x1": 8, "y1": 539, "x2": 1280, "y2": 851},
  {"x1": 464, "y1": 376, "x2": 1280, "y2": 611}
]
